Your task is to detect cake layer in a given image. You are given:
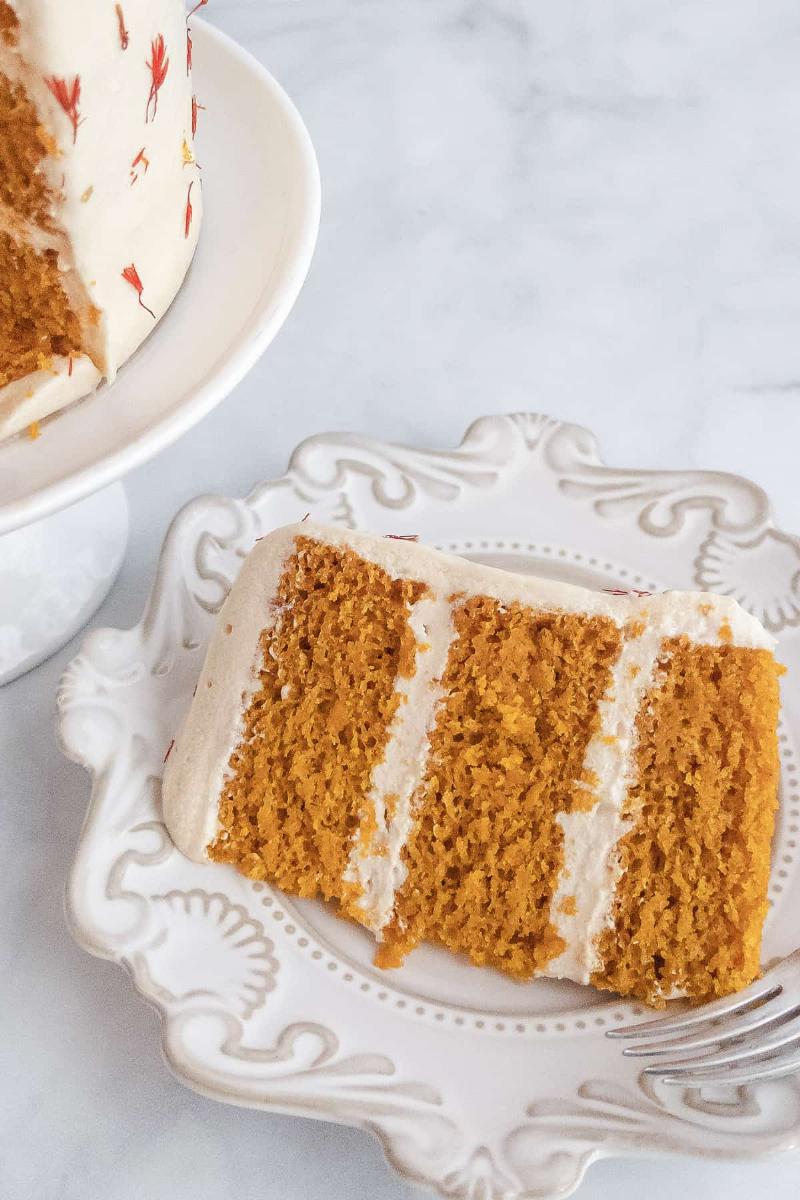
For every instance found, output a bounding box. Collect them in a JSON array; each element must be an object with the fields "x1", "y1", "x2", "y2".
[
  {"x1": 0, "y1": 228, "x2": 82, "y2": 388},
  {"x1": 594, "y1": 638, "x2": 780, "y2": 1001},
  {"x1": 208, "y1": 537, "x2": 426, "y2": 916},
  {"x1": 0, "y1": 0, "x2": 202, "y2": 439},
  {"x1": 0, "y1": 54, "x2": 54, "y2": 224},
  {"x1": 163, "y1": 521, "x2": 782, "y2": 1005},
  {"x1": 377, "y1": 598, "x2": 623, "y2": 976}
]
